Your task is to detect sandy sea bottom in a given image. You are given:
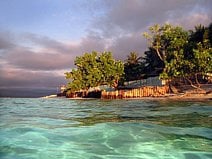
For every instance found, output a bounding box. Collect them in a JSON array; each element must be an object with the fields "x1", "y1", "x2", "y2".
[{"x1": 0, "y1": 98, "x2": 211, "y2": 159}]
